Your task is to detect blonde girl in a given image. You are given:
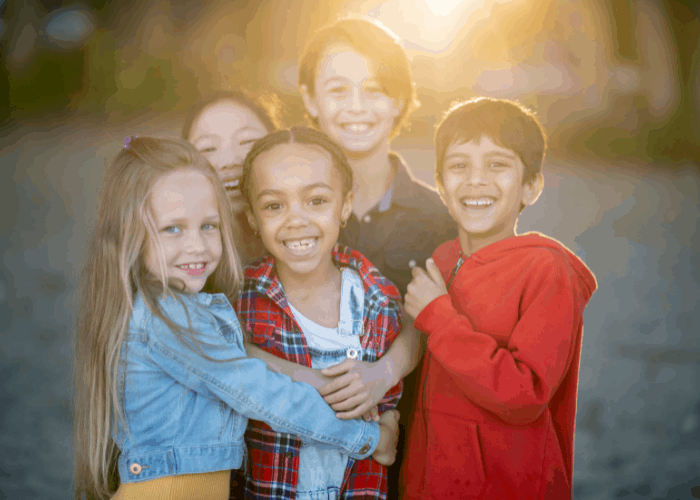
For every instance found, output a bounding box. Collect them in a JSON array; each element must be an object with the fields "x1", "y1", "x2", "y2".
[{"x1": 72, "y1": 137, "x2": 397, "y2": 500}]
